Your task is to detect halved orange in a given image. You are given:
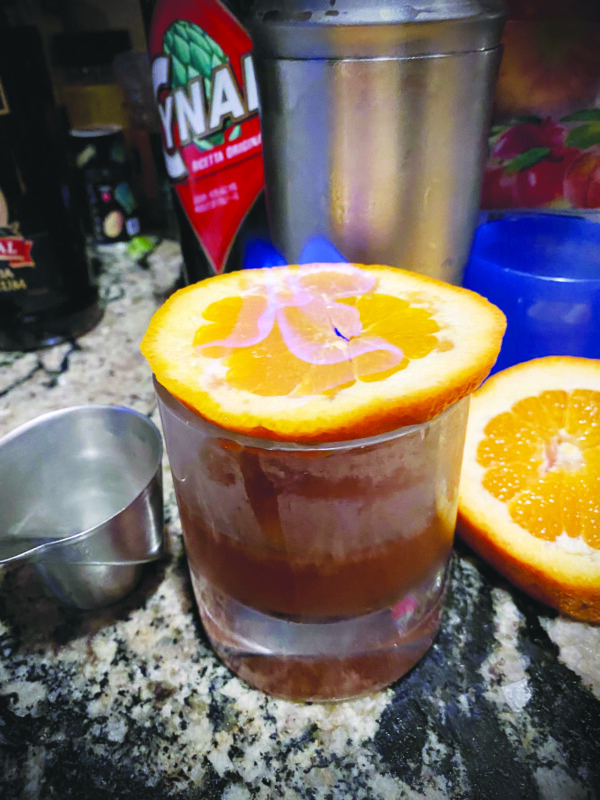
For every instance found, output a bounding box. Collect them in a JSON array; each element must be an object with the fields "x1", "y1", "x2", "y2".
[
  {"x1": 141, "y1": 263, "x2": 505, "y2": 442},
  {"x1": 458, "y1": 357, "x2": 600, "y2": 623}
]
